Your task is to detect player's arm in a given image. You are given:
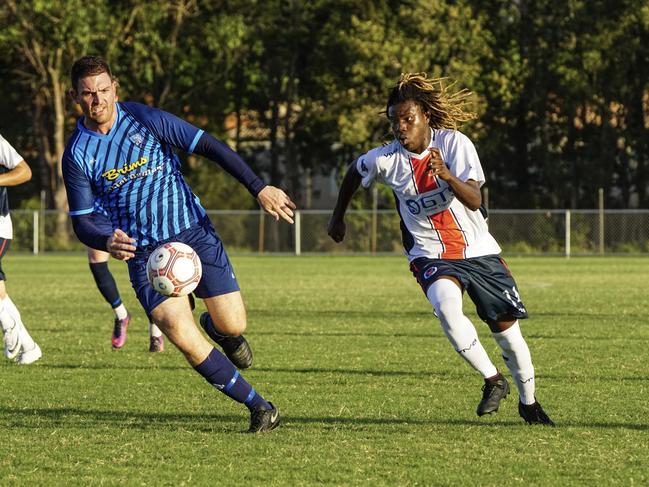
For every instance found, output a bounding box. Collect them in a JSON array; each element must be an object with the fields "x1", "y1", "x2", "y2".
[
  {"x1": 70, "y1": 214, "x2": 136, "y2": 260},
  {"x1": 327, "y1": 162, "x2": 362, "y2": 243},
  {"x1": 124, "y1": 102, "x2": 296, "y2": 223},
  {"x1": 427, "y1": 148, "x2": 481, "y2": 210},
  {"x1": 193, "y1": 133, "x2": 296, "y2": 223},
  {"x1": 62, "y1": 153, "x2": 135, "y2": 259},
  {"x1": 0, "y1": 160, "x2": 31, "y2": 186}
]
